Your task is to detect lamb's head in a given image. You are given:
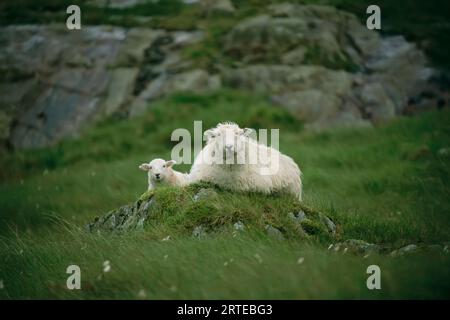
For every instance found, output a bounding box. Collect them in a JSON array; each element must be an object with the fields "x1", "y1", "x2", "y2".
[
  {"x1": 204, "y1": 122, "x2": 253, "y2": 163},
  {"x1": 139, "y1": 158, "x2": 176, "y2": 184}
]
